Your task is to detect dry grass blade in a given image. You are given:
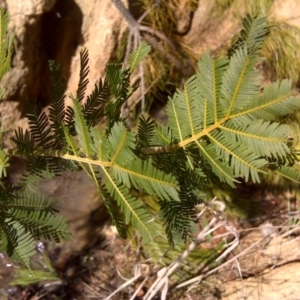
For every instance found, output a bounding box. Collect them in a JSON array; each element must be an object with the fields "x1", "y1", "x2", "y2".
[{"x1": 143, "y1": 197, "x2": 239, "y2": 300}]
